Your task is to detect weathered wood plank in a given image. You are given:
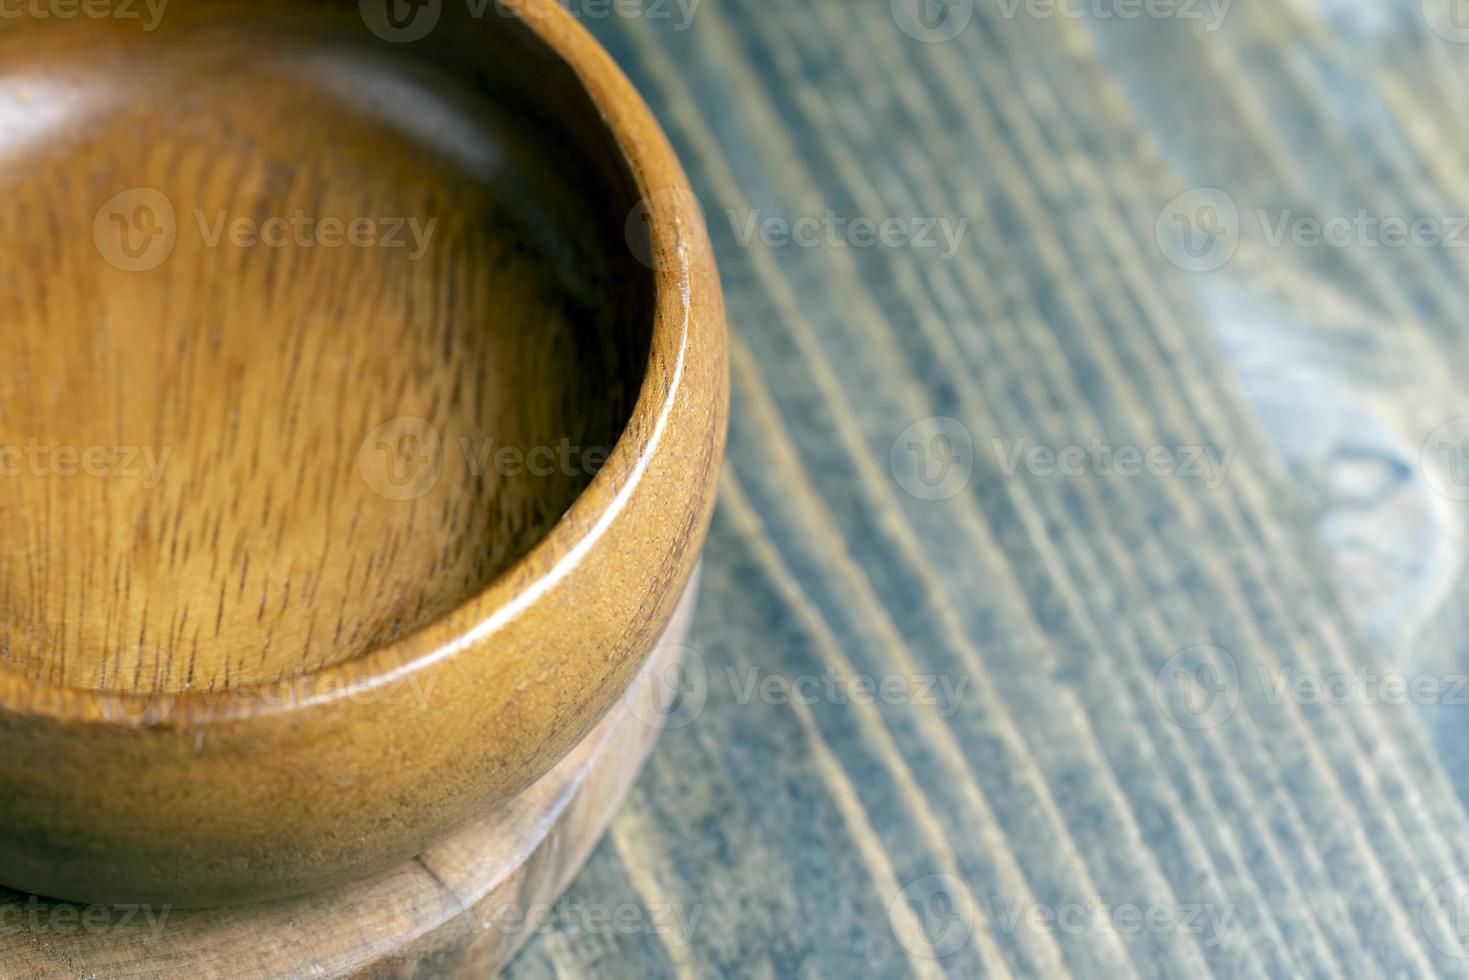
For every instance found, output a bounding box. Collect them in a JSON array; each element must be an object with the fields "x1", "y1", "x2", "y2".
[{"x1": 508, "y1": 2, "x2": 1469, "y2": 977}]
